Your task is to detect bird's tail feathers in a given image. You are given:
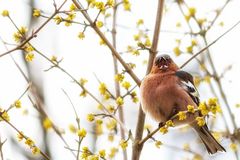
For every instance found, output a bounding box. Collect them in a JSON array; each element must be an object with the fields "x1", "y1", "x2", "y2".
[{"x1": 193, "y1": 124, "x2": 226, "y2": 154}]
